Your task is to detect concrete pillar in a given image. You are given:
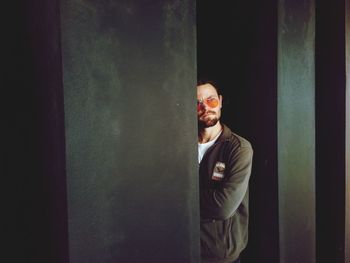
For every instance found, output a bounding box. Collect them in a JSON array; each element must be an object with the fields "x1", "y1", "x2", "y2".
[
  {"x1": 278, "y1": 0, "x2": 316, "y2": 262},
  {"x1": 60, "y1": 0, "x2": 199, "y2": 262}
]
